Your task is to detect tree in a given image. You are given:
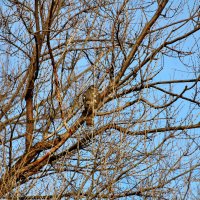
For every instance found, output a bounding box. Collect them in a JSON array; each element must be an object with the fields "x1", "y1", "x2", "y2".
[{"x1": 0, "y1": 0, "x2": 199, "y2": 199}]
